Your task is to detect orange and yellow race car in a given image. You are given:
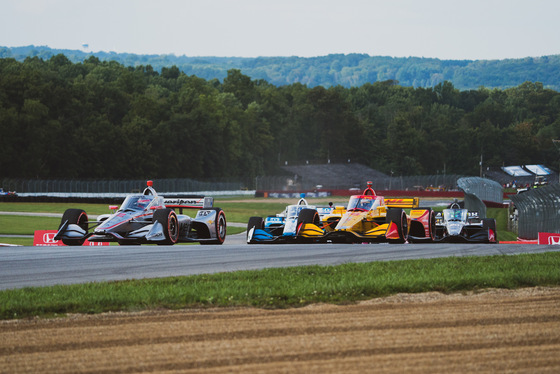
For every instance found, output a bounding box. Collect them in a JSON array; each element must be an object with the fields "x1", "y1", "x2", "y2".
[{"x1": 296, "y1": 182, "x2": 435, "y2": 243}]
